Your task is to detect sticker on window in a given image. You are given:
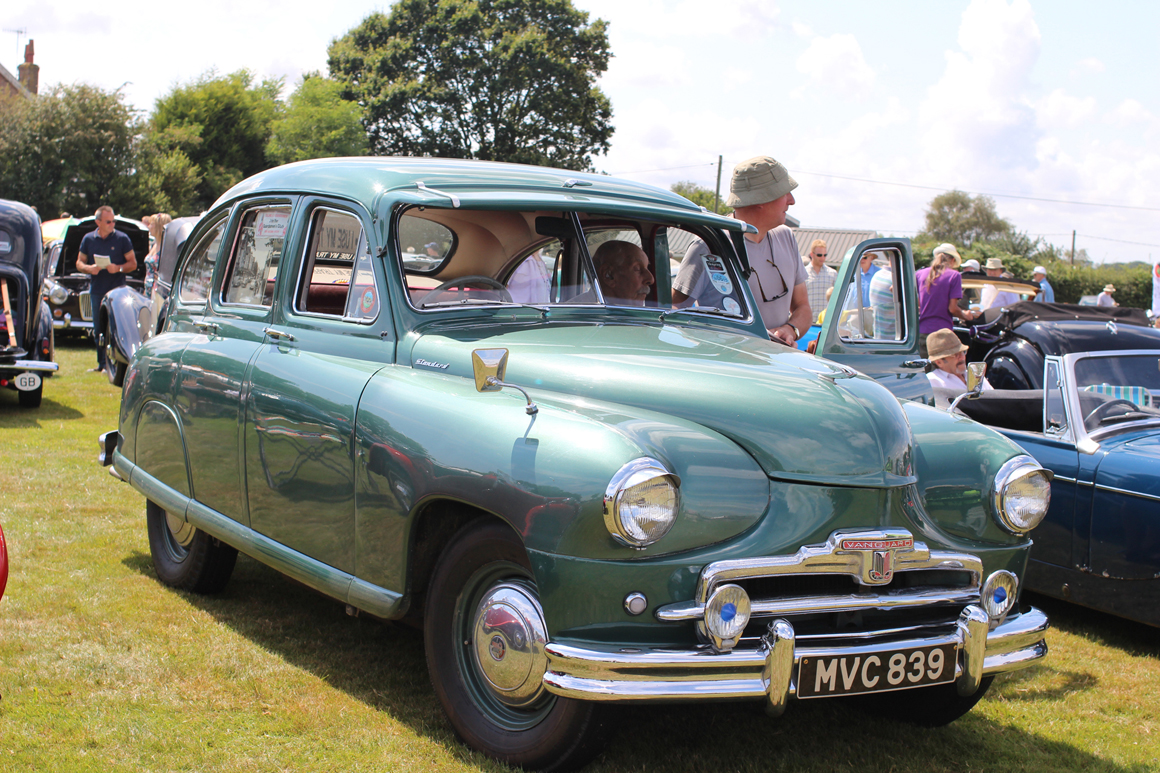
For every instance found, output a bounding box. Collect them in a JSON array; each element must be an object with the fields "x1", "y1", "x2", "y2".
[
  {"x1": 255, "y1": 211, "x2": 290, "y2": 239},
  {"x1": 723, "y1": 298, "x2": 741, "y2": 315},
  {"x1": 703, "y1": 255, "x2": 732, "y2": 294},
  {"x1": 360, "y1": 287, "x2": 377, "y2": 314}
]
